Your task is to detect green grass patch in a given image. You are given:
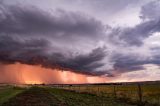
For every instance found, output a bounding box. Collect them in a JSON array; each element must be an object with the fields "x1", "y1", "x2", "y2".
[
  {"x1": 0, "y1": 86, "x2": 25, "y2": 105},
  {"x1": 47, "y1": 87, "x2": 135, "y2": 106},
  {"x1": 2, "y1": 87, "x2": 63, "y2": 106},
  {"x1": 61, "y1": 84, "x2": 160, "y2": 106}
]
